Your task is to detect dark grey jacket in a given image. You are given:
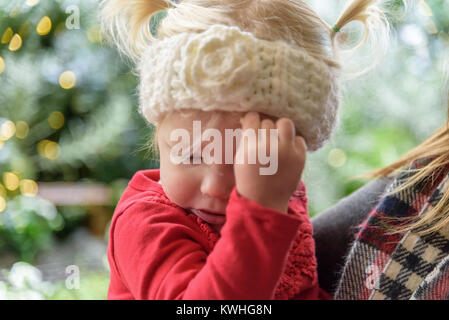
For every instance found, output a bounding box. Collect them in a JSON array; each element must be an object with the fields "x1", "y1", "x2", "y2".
[{"x1": 311, "y1": 177, "x2": 392, "y2": 295}]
